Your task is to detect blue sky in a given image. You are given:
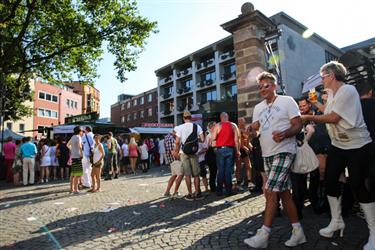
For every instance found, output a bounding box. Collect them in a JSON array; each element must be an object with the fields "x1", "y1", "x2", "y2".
[{"x1": 96, "y1": 0, "x2": 375, "y2": 118}]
